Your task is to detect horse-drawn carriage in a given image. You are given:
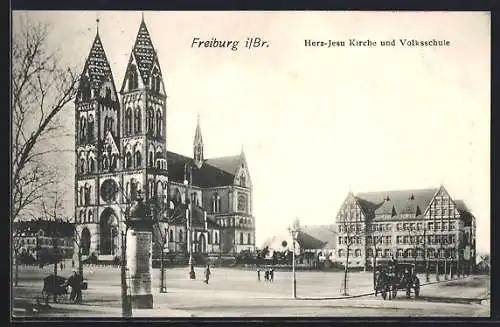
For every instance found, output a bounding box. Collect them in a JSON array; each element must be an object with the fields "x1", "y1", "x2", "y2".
[
  {"x1": 41, "y1": 275, "x2": 68, "y2": 303},
  {"x1": 40, "y1": 274, "x2": 88, "y2": 304},
  {"x1": 375, "y1": 263, "x2": 420, "y2": 300}
]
